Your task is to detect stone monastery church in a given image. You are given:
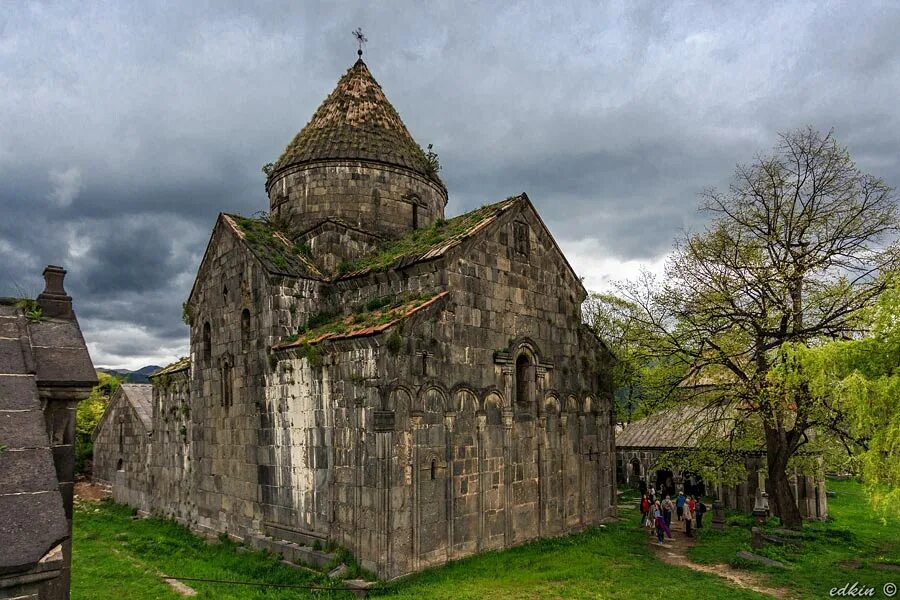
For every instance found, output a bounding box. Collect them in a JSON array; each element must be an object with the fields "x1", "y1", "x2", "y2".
[{"x1": 94, "y1": 55, "x2": 616, "y2": 578}]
